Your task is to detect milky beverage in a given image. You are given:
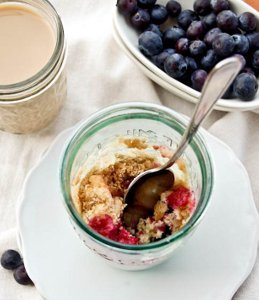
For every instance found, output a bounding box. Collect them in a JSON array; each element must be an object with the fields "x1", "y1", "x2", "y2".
[{"x1": 0, "y1": 2, "x2": 56, "y2": 85}]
